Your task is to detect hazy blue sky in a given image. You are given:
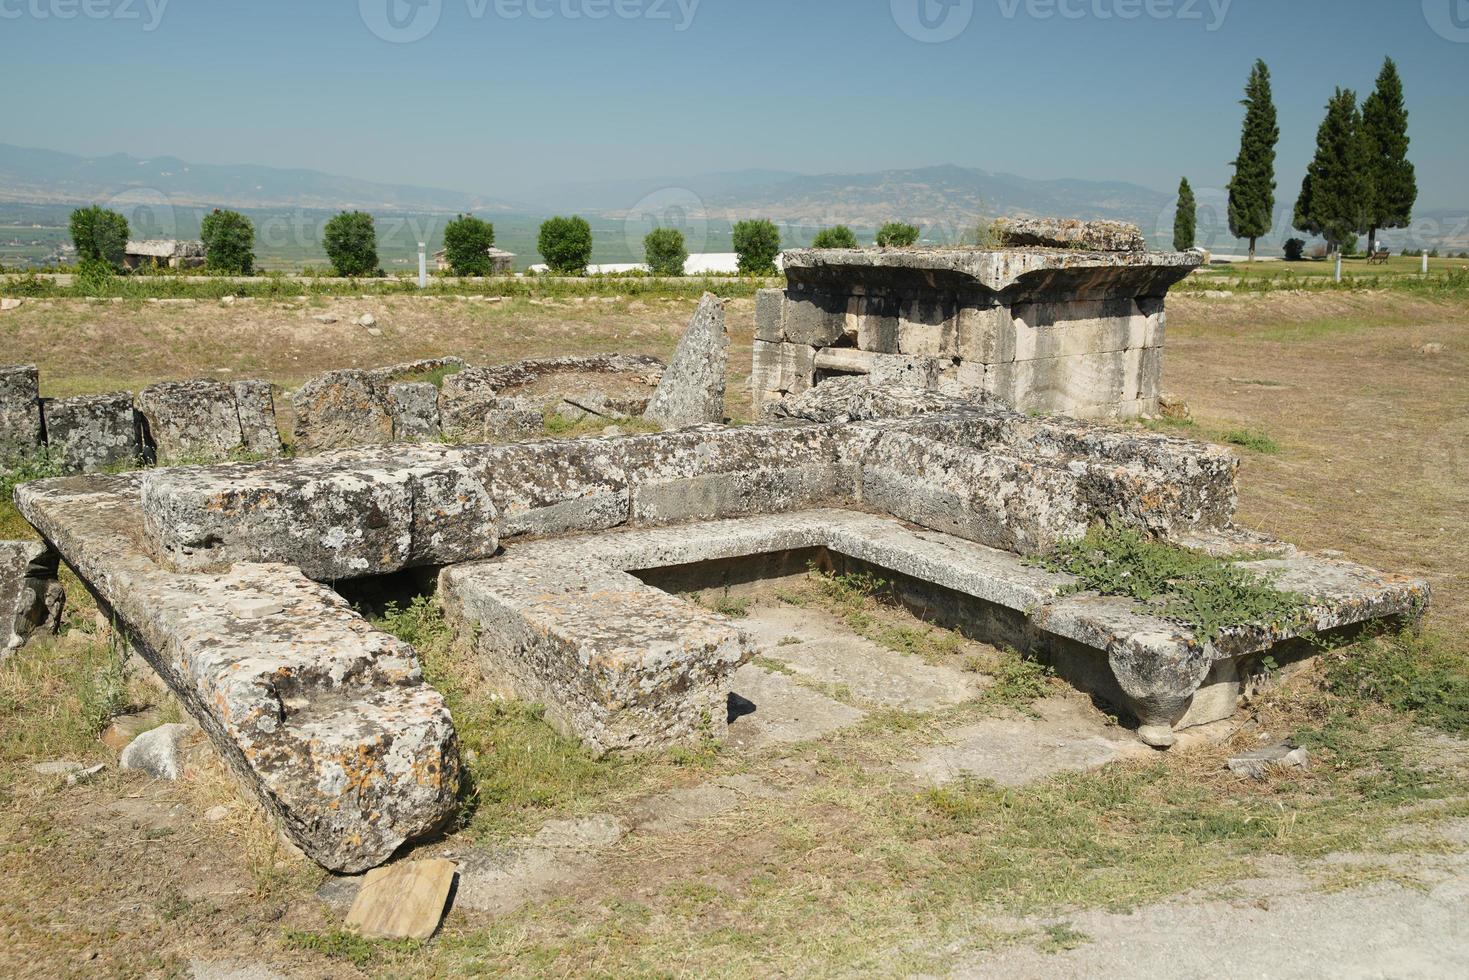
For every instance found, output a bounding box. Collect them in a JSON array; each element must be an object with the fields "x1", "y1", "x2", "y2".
[{"x1": 4, "y1": 0, "x2": 1467, "y2": 206}]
